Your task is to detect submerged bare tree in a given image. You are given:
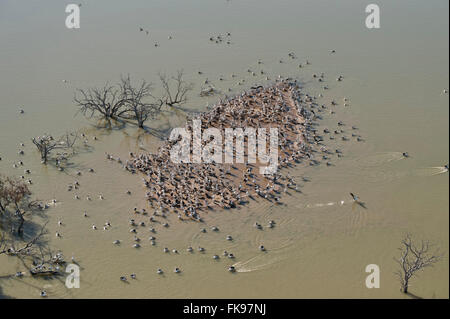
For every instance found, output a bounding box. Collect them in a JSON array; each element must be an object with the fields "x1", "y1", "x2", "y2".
[
  {"x1": 120, "y1": 75, "x2": 163, "y2": 128},
  {"x1": 158, "y1": 70, "x2": 194, "y2": 107},
  {"x1": 0, "y1": 176, "x2": 61, "y2": 289},
  {"x1": 73, "y1": 71, "x2": 193, "y2": 129},
  {"x1": 31, "y1": 132, "x2": 77, "y2": 164},
  {"x1": 0, "y1": 176, "x2": 31, "y2": 214},
  {"x1": 74, "y1": 83, "x2": 129, "y2": 120},
  {"x1": 0, "y1": 177, "x2": 59, "y2": 281},
  {"x1": 0, "y1": 176, "x2": 32, "y2": 235},
  {"x1": 394, "y1": 234, "x2": 444, "y2": 294}
]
